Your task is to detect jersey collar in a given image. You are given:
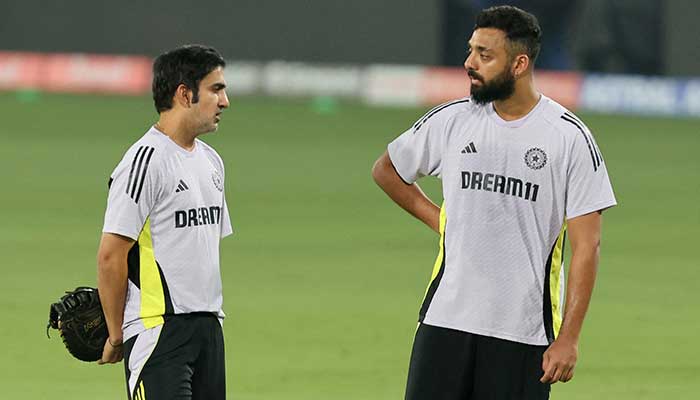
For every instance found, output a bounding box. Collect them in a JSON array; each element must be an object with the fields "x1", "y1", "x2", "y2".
[{"x1": 485, "y1": 94, "x2": 546, "y2": 128}]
